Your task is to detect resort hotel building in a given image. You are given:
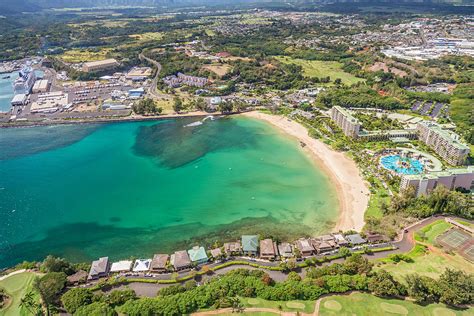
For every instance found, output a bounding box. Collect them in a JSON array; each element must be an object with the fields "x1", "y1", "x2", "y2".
[
  {"x1": 416, "y1": 121, "x2": 470, "y2": 166},
  {"x1": 329, "y1": 106, "x2": 361, "y2": 138},
  {"x1": 400, "y1": 166, "x2": 474, "y2": 196}
]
